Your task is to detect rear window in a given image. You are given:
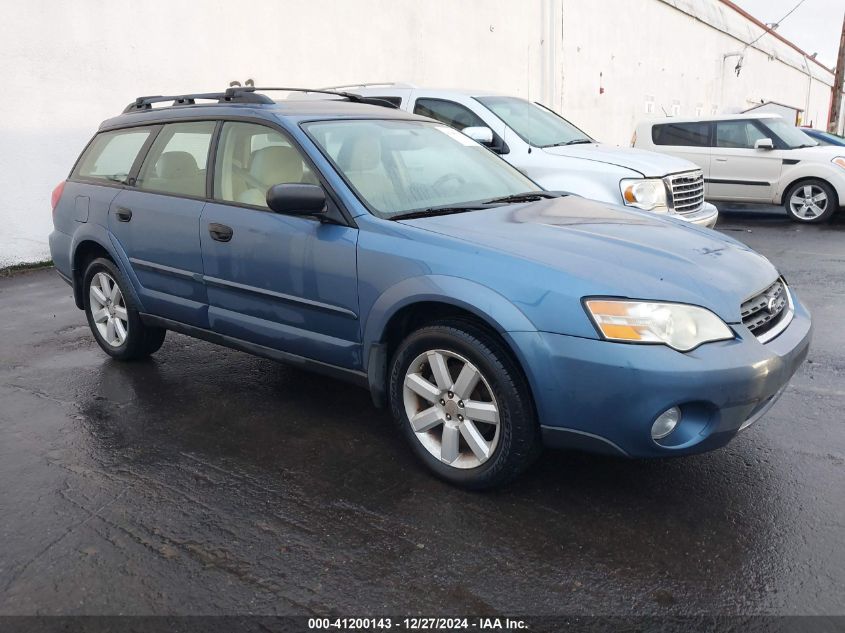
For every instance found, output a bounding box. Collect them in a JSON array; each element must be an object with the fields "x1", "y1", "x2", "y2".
[
  {"x1": 652, "y1": 122, "x2": 710, "y2": 147},
  {"x1": 74, "y1": 128, "x2": 153, "y2": 184}
]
